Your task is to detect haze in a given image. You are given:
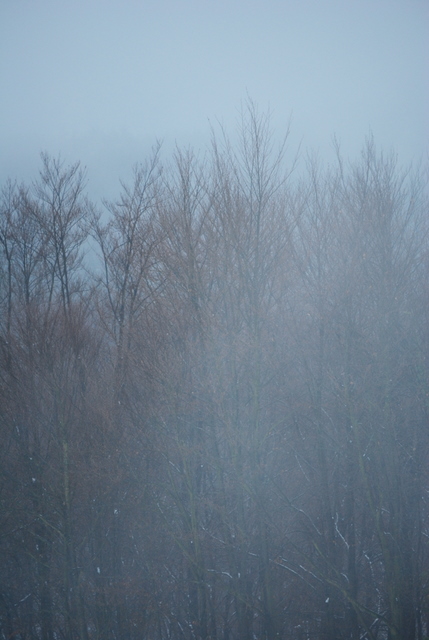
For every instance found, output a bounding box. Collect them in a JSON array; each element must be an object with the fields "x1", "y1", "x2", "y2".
[
  {"x1": 2, "y1": 3, "x2": 429, "y2": 638},
  {"x1": 1, "y1": 0, "x2": 428, "y2": 198}
]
